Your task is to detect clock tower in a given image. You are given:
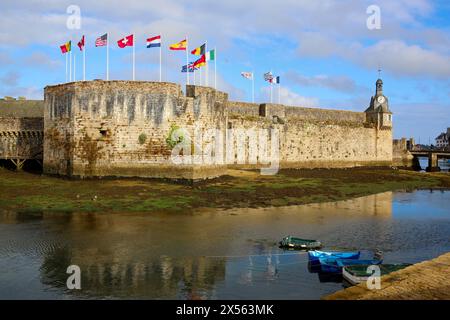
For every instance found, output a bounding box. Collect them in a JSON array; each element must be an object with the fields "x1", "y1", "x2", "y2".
[{"x1": 365, "y1": 78, "x2": 392, "y2": 128}]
